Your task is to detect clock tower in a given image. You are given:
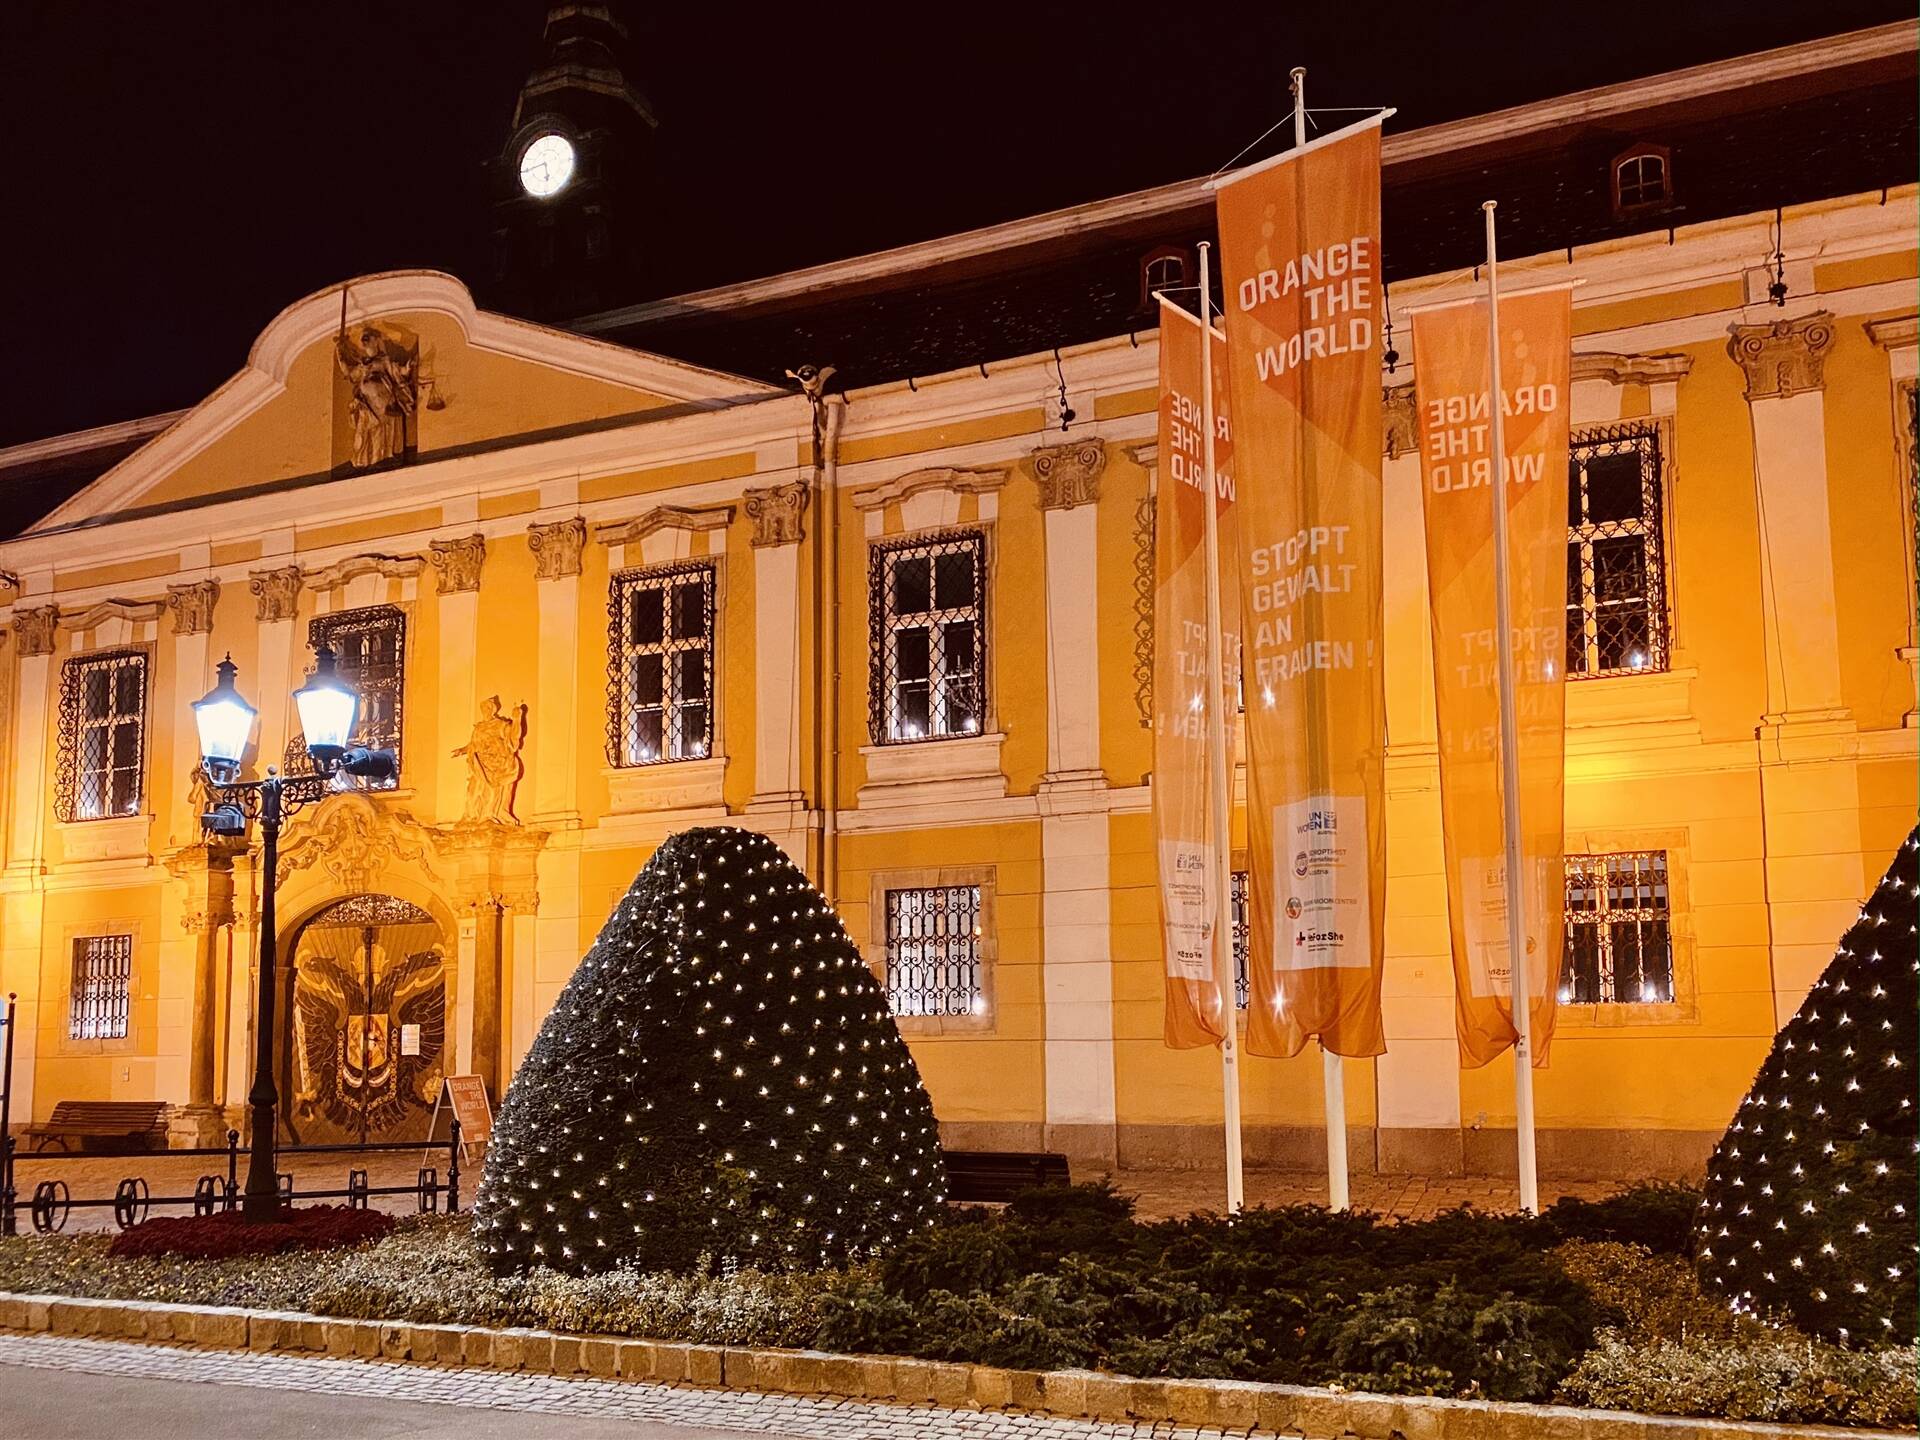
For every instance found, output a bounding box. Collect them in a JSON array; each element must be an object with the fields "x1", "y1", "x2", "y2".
[{"x1": 491, "y1": 3, "x2": 657, "y2": 320}]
